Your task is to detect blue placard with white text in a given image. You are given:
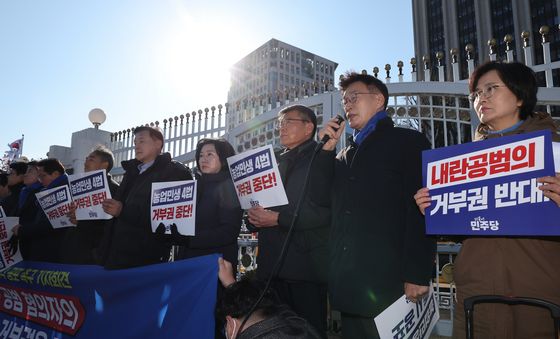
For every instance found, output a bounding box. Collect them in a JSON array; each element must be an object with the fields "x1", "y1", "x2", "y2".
[{"x1": 422, "y1": 130, "x2": 559, "y2": 235}]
